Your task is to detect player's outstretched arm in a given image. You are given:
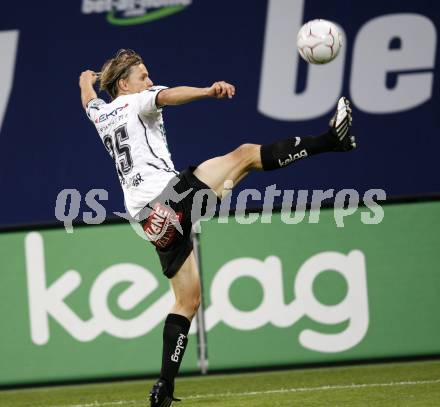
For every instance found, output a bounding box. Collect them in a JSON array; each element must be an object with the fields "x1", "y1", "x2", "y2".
[
  {"x1": 79, "y1": 70, "x2": 99, "y2": 110},
  {"x1": 156, "y1": 81, "x2": 235, "y2": 107}
]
